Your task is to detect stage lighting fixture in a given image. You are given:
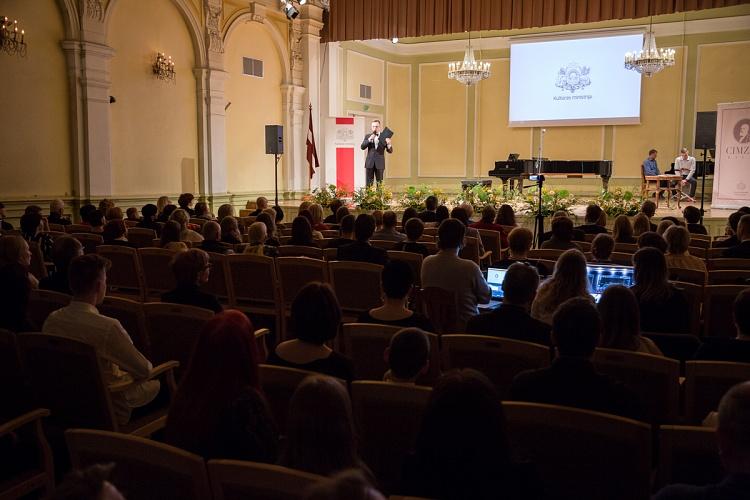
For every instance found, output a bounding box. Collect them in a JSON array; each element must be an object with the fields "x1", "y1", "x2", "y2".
[
  {"x1": 283, "y1": 1, "x2": 299, "y2": 19},
  {"x1": 391, "y1": 37, "x2": 399, "y2": 44},
  {"x1": 299, "y1": 0, "x2": 307, "y2": 4}
]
